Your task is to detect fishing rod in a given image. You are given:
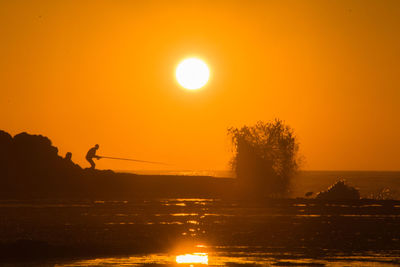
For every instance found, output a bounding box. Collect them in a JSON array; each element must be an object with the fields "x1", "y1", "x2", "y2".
[{"x1": 98, "y1": 156, "x2": 170, "y2": 166}]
